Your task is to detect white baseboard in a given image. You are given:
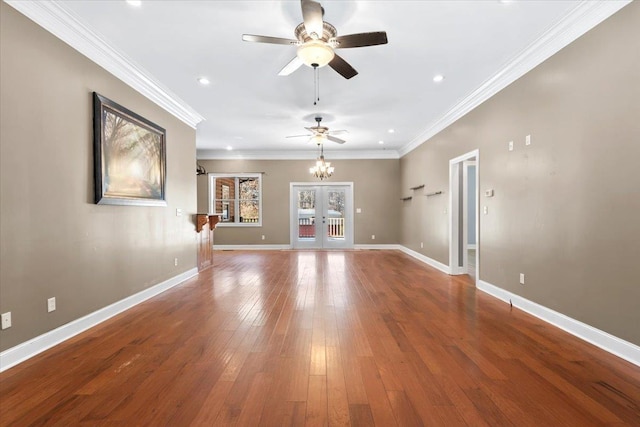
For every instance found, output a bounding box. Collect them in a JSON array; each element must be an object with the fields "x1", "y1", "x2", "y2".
[
  {"x1": 354, "y1": 244, "x2": 402, "y2": 250},
  {"x1": 477, "y1": 280, "x2": 640, "y2": 367},
  {"x1": 213, "y1": 244, "x2": 292, "y2": 250},
  {"x1": 398, "y1": 246, "x2": 451, "y2": 274},
  {"x1": 0, "y1": 268, "x2": 198, "y2": 372}
]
